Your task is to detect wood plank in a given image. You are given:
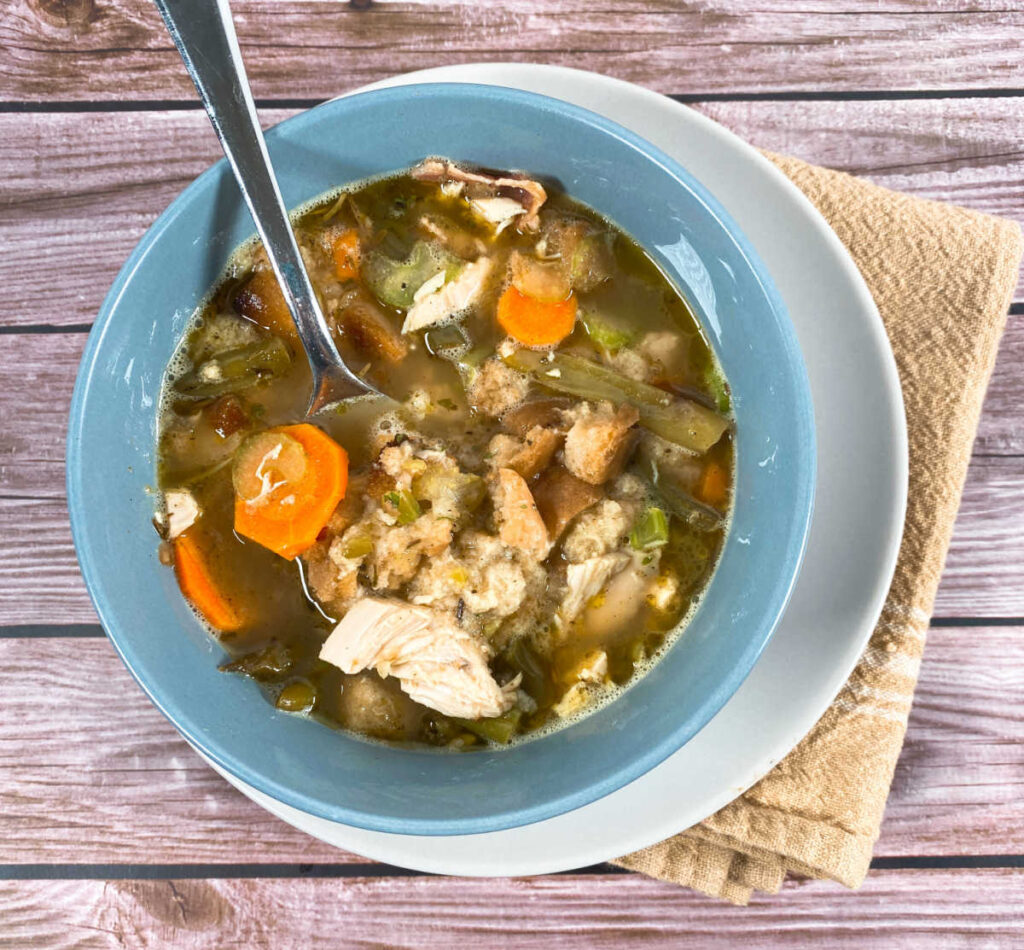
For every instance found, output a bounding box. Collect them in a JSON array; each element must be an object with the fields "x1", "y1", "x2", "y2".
[
  {"x1": 2, "y1": 625, "x2": 1021, "y2": 865},
  {"x1": 3, "y1": 99, "x2": 1022, "y2": 332},
  {"x1": 0, "y1": 636, "x2": 361, "y2": 865},
  {"x1": 2, "y1": 462, "x2": 1023, "y2": 623},
  {"x1": 2, "y1": 443, "x2": 1022, "y2": 625},
  {"x1": 3, "y1": 0, "x2": 1024, "y2": 103},
  {"x1": 878, "y1": 625, "x2": 1024, "y2": 854},
  {"x1": 3, "y1": 870, "x2": 1024, "y2": 947},
  {"x1": 0, "y1": 310, "x2": 1018, "y2": 496}
]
